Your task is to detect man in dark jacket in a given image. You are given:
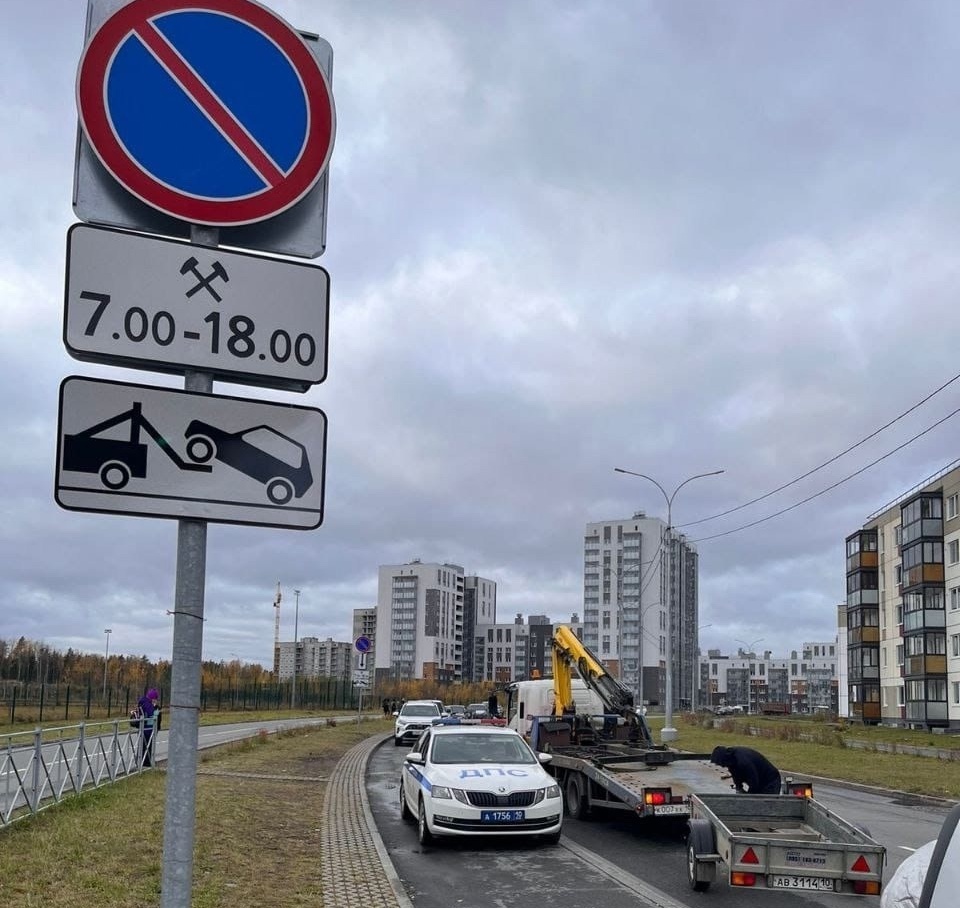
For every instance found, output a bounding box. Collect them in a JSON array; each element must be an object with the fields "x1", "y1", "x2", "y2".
[{"x1": 710, "y1": 745, "x2": 781, "y2": 794}]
